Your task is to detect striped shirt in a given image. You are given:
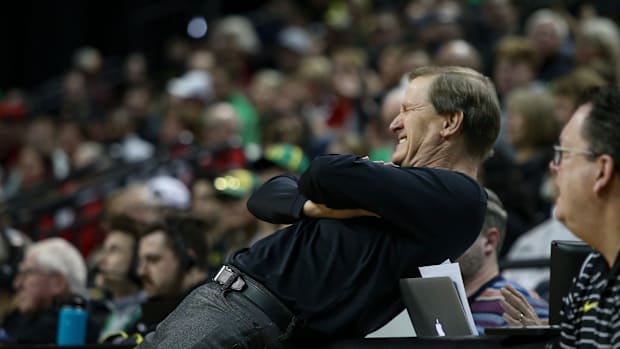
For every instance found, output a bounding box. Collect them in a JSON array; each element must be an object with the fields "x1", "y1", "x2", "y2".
[
  {"x1": 560, "y1": 252, "x2": 620, "y2": 348},
  {"x1": 469, "y1": 275, "x2": 549, "y2": 335}
]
